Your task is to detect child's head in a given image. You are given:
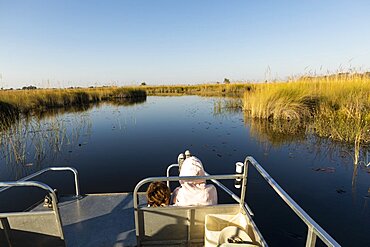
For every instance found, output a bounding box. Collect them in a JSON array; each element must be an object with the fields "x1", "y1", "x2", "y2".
[
  {"x1": 179, "y1": 156, "x2": 206, "y2": 185},
  {"x1": 146, "y1": 181, "x2": 171, "y2": 207}
]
